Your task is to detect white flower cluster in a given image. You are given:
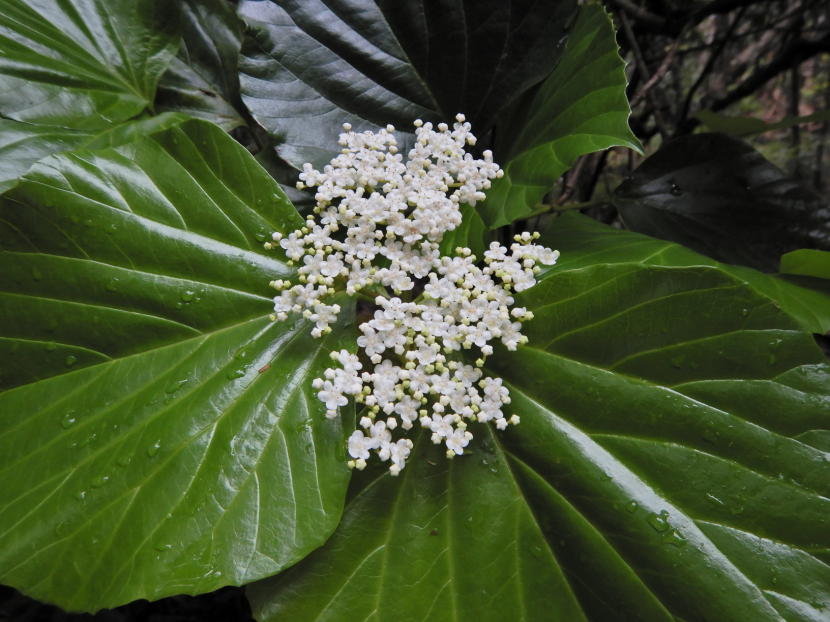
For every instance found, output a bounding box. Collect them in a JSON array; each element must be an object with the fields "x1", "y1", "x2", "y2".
[{"x1": 267, "y1": 115, "x2": 559, "y2": 475}]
